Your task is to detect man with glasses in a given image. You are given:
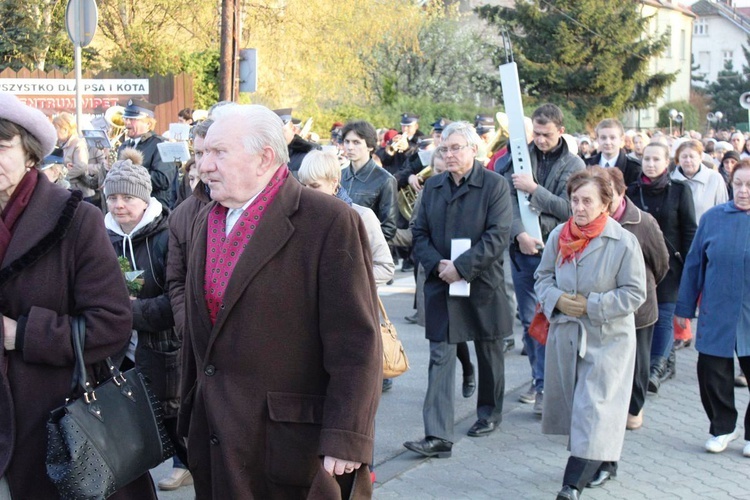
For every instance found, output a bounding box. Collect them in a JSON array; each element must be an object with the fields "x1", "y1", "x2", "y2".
[
  {"x1": 404, "y1": 121, "x2": 513, "y2": 458},
  {"x1": 506, "y1": 103, "x2": 585, "y2": 415}
]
